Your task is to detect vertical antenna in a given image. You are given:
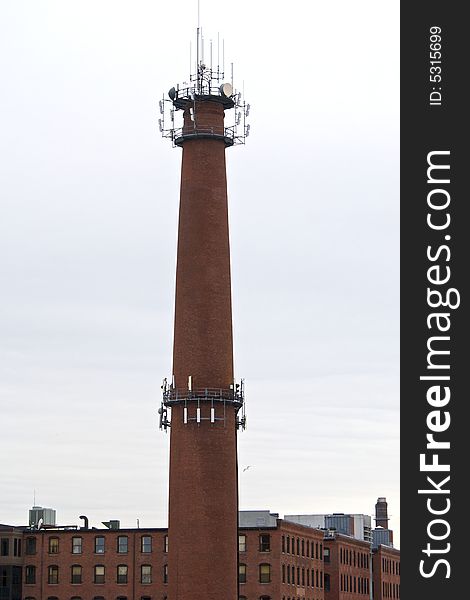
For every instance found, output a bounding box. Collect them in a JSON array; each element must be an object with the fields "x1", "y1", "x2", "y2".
[
  {"x1": 222, "y1": 39, "x2": 225, "y2": 77},
  {"x1": 217, "y1": 32, "x2": 220, "y2": 81},
  {"x1": 189, "y1": 41, "x2": 192, "y2": 80},
  {"x1": 231, "y1": 62, "x2": 234, "y2": 89}
]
